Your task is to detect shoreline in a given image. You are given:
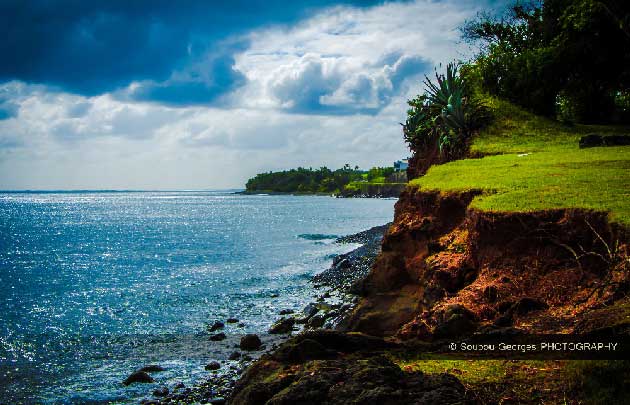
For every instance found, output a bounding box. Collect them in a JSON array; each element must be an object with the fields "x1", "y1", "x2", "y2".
[{"x1": 136, "y1": 223, "x2": 391, "y2": 404}]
